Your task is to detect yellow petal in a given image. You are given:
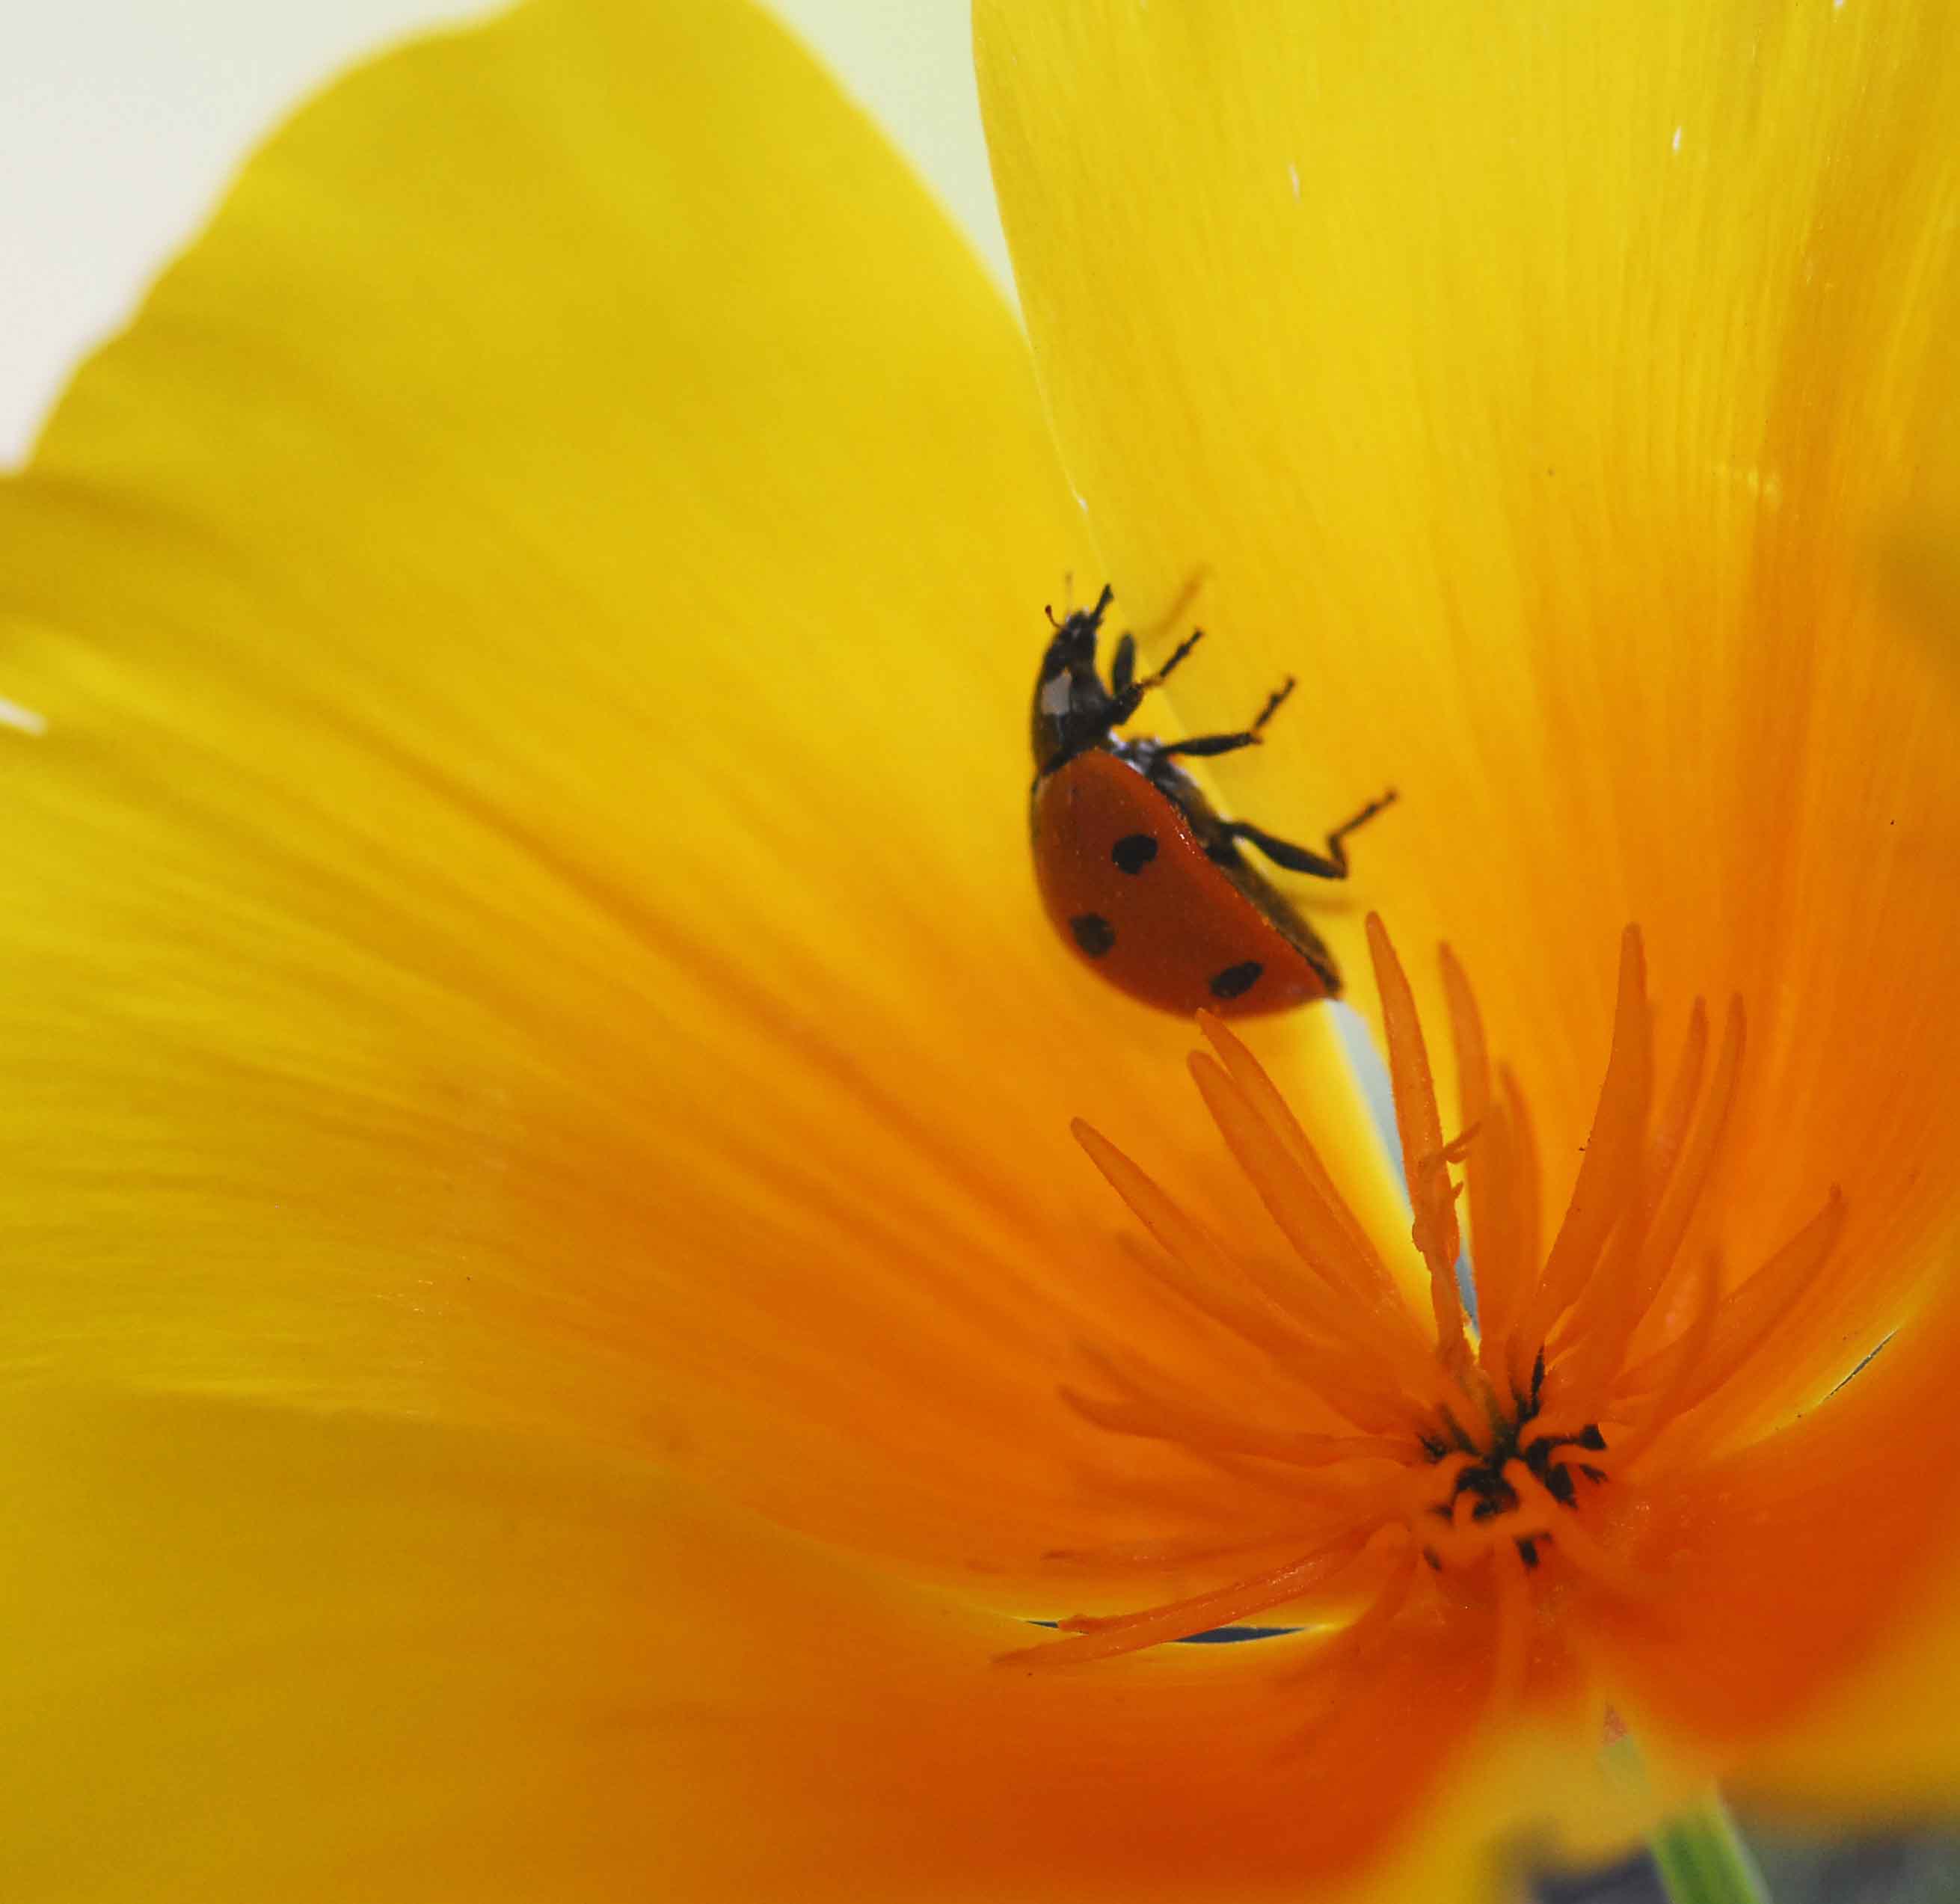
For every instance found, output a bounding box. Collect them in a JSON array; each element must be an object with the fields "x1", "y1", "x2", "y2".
[
  {"x1": 0, "y1": 0, "x2": 1410, "y2": 1591},
  {"x1": 0, "y1": 1391, "x2": 1544, "y2": 1900},
  {"x1": 977, "y1": 0, "x2": 1960, "y2": 1379}
]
